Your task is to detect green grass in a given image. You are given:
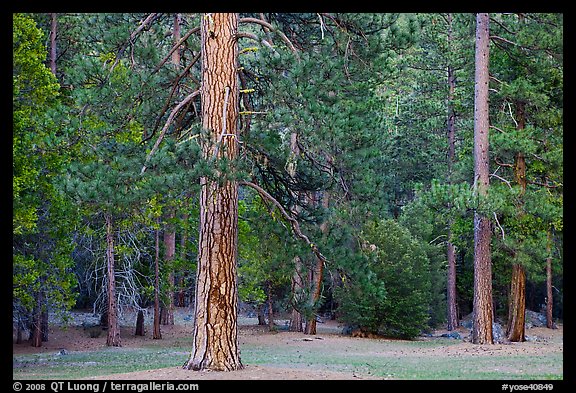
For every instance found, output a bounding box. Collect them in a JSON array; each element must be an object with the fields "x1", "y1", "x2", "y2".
[
  {"x1": 13, "y1": 336, "x2": 563, "y2": 380},
  {"x1": 13, "y1": 347, "x2": 188, "y2": 379},
  {"x1": 239, "y1": 338, "x2": 563, "y2": 380}
]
